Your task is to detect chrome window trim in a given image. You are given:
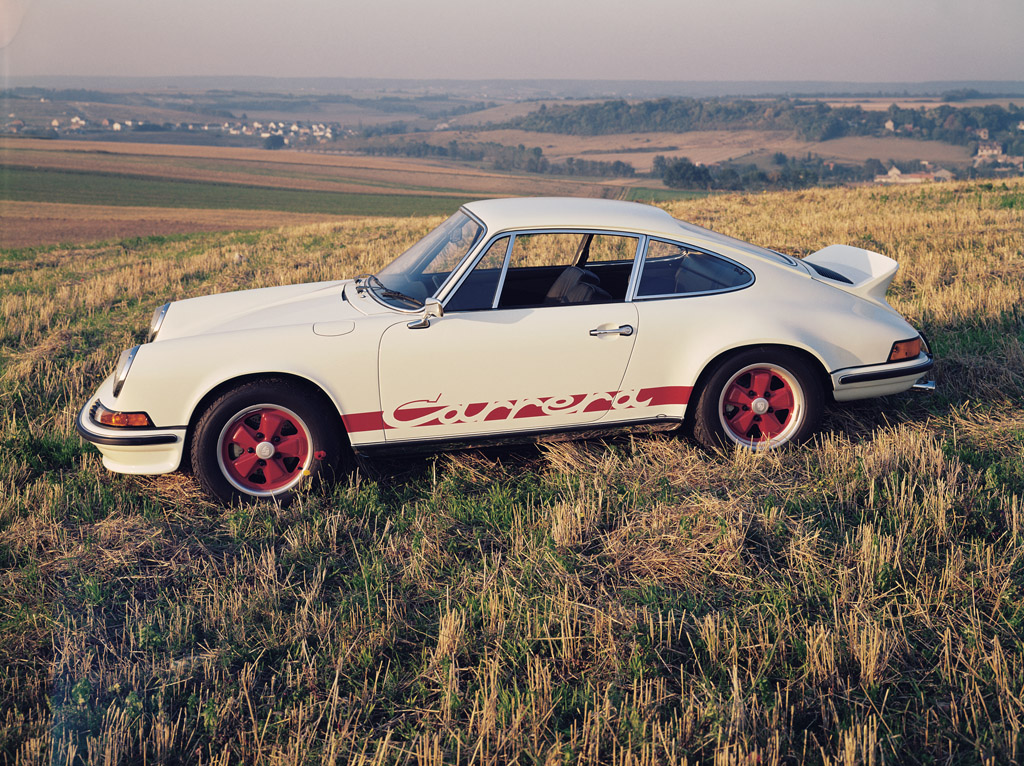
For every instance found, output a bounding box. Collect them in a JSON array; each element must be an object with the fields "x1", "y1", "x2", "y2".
[
  {"x1": 442, "y1": 227, "x2": 644, "y2": 312},
  {"x1": 367, "y1": 207, "x2": 489, "y2": 314},
  {"x1": 623, "y1": 234, "x2": 649, "y2": 302},
  {"x1": 490, "y1": 234, "x2": 516, "y2": 309},
  {"x1": 432, "y1": 207, "x2": 489, "y2": 304},
  {"x1": 434, "y1": 233, "x2": 511, "y2": 311},
  {"x1": 632, "y1": 237, "x2": 755, "y2": 301}
]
